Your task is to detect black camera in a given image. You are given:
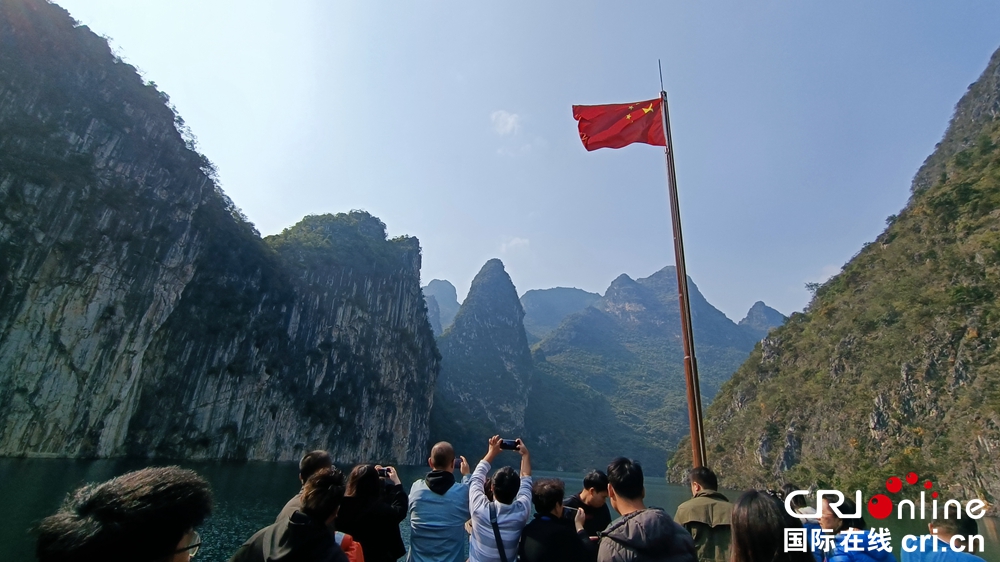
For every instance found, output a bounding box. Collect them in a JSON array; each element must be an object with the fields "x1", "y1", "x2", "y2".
[
  {"x1": 376, "y1": 467, "x2": 389, "y2": 478},
  {"x1": 499, "y1": 439, "x2": 519, "y2": 450}
]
